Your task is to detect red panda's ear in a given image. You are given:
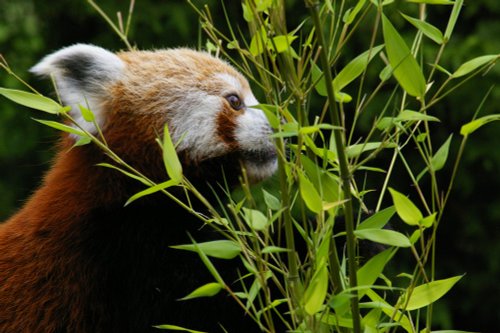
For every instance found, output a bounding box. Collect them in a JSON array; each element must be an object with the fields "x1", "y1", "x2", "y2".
[{"x1": 30, "y1": 44, "x2": 125, "y2": 135}]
